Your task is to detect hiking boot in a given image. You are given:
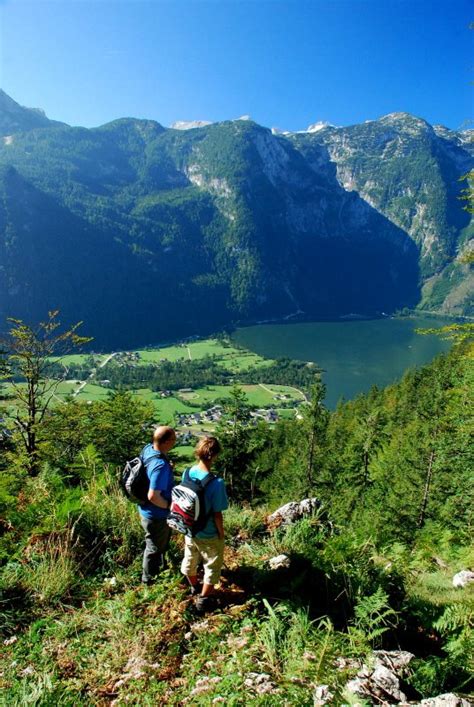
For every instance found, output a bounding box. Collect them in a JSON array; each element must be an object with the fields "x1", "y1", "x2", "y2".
[{"x1": 195, "y1": 595, "x2": 216, "y2": 614}]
